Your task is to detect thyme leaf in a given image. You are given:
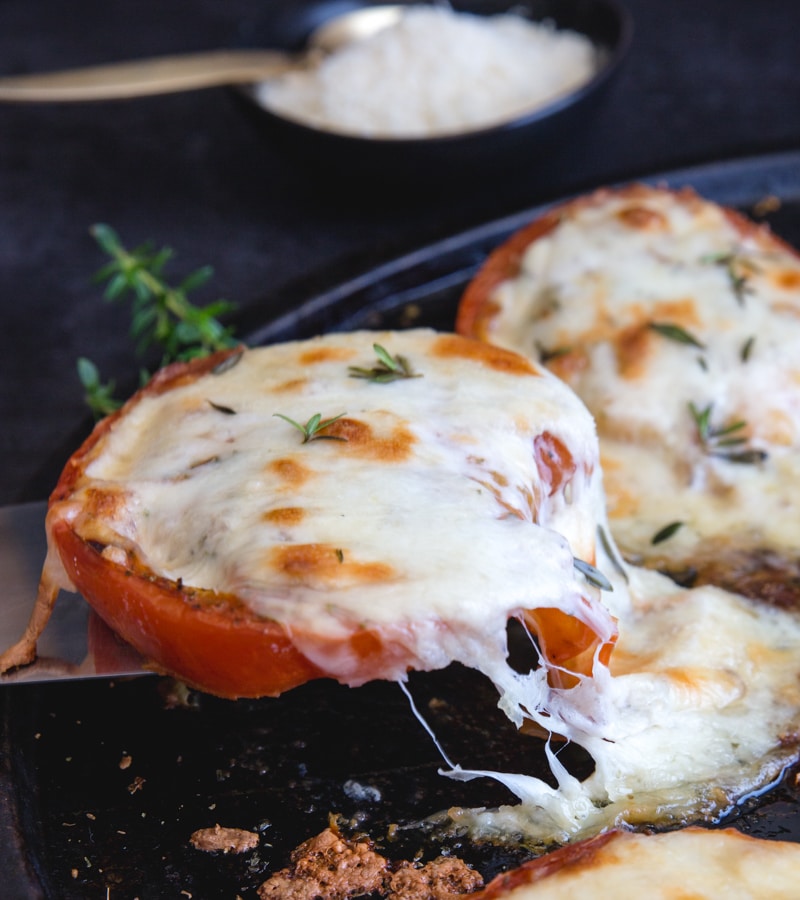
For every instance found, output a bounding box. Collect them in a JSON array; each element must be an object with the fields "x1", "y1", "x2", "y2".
[
  {"x1": 77, "y1": 356, "x2": 122, "y2": 418},
  {"x1": 573, "y1": 557, "x2": 613, "y2": 592},
  {"x1": 652, "y1": 521, "x2": 684, "y2": 545},
  {"x1": 740, "y1": 336, "x2": 755, "y2": 363},
  {"x1": 273, "y1": 412, "x2": 348, "y2": 444},
  {"x1": 348, "y1": 343, "x2": 421, "y2": 383},
  {"x1": 207, "y1": 400, "x2": 237, "y2": 416},
  {"x1": 648, "y1": 322, "x2": 705, "y2": 349},
  {"x1": 212, "y1": 350, "x2": 244, "y2": 376}
]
